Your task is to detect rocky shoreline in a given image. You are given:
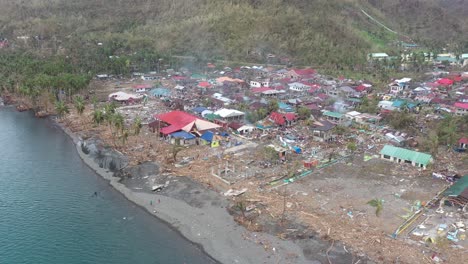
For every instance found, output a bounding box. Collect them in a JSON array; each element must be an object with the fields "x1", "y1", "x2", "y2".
[
  {"x1": 50, "y1": 116, "x2": 368, "y2": 264},
  {"x1": 55, "y1": 120, "x2": 326, "y2": 264},
  {"x1": 0, "y1": 94, "x2": 367, "y2": 264}
]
